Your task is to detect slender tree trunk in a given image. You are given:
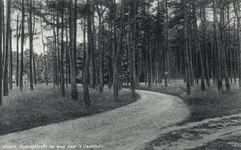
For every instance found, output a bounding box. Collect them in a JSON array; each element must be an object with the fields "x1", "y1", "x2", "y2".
[
  {"x1": 233, "y1": 16, "x2": 237, "y2": 83},
  {"x1": 187, "y1": 22, "x2": 194, "y2": 86},
  {"x1": 234, "y1": 1, "x2": 241, "y2": 87},
  {"x1": 194, "y1": 2, "x2": 205, "y2": 91},
  {"x1": 89, "y1": 0, "x2": 96, "y2": 89},
  {"x1": 20, "y1": 0, "x2": 24, "y2": 91},
  {"x1": 9, "y1": 29, "x2": 13, "y2": 90},
  {"x1": 65, "y1": 14, "x2": 69, "y2": 87},
  {"x1": 108, "y1": 22, "x2": 112, "y2": 89},
  {"x1": 70, "y1": 0, "x2": 78, "y2": 101},
  {"x1": 57, "y1": 0, "x2": 60, "y2": 87},
  {"x1": 4, "y1": 0, "x2": 11, "y2": 96},
  {"x1": 128, "y1": 0, "x2": 135, "y2": 96},
  {"x1": 60, "y1": 0, "x2": 65, "y2": 96},
  {"x1": 32, "y1": 0, "x2": 36, "y2": 85},
  {"x1": 52, "y1": 8, "x2": 56, "y2": 88},
  {"x1": 213, "y1": 0, "x2": 223, "y2": 91},
  {"x1": 81, "y1": 18, "x2": 86, "y2": 85},
  {"x1": 29, "y1": 0, "x2": 34, "y2": 90},
  {"x1": 33, "y1": 54, "x2": 36, "y2": 85},
  {"x1": 202, "y1": 2, "x2": 210, "y2": 87},
  {"x1": 184, "y1": 0, "x2": 191, "y2": 95},
  {"x1": 133, "y1": 0, "x2": 137, "y2": 88},
  {"x1": 146, "y1": 2, "x2": 151, "y2": 88},
  {"x1": 85, "y1": 0, "x2": 93, "y2": 107},
  {"x1": 166, "y1": 0, "x2": 170, "y2": 80},
  {"x1": 40, "y1": 18, "x2": 48, "y2": 86},
  {"x1": 155, "y1": 0, "x2": 160, "y2": 85},
  {"x1": 113, "y1": 0, "x2": 124, "y2": 100},
  {"x1": 16, "y1": 14, "x2": 19, "y2": 87},
  {"x1": 0, "y1": 0, "x2": 3, "y2": 105},
  {"x1": 68, "y1": 1, "x2": 72, "y2": 85},
  {"x1": 97, "y1": 5, "x2": 104, "y2": 93},
  {"x1": 220, "y1": 0, "x2": 230, "y2": 91}
]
